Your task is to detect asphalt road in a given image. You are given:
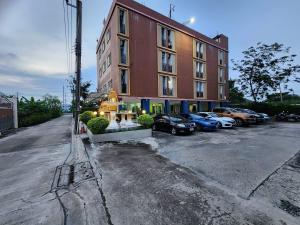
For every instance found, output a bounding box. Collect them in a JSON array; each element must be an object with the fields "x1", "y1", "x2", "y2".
[
  {"x1": 154, "y1": 122, "x2": 300, "y2": 199},
  {"x1": 0, "y1": 115, "x2": 72, "y2": 224},
  {"x1": 88, "y1": 122, "x2": 300, "y2": 225}
]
